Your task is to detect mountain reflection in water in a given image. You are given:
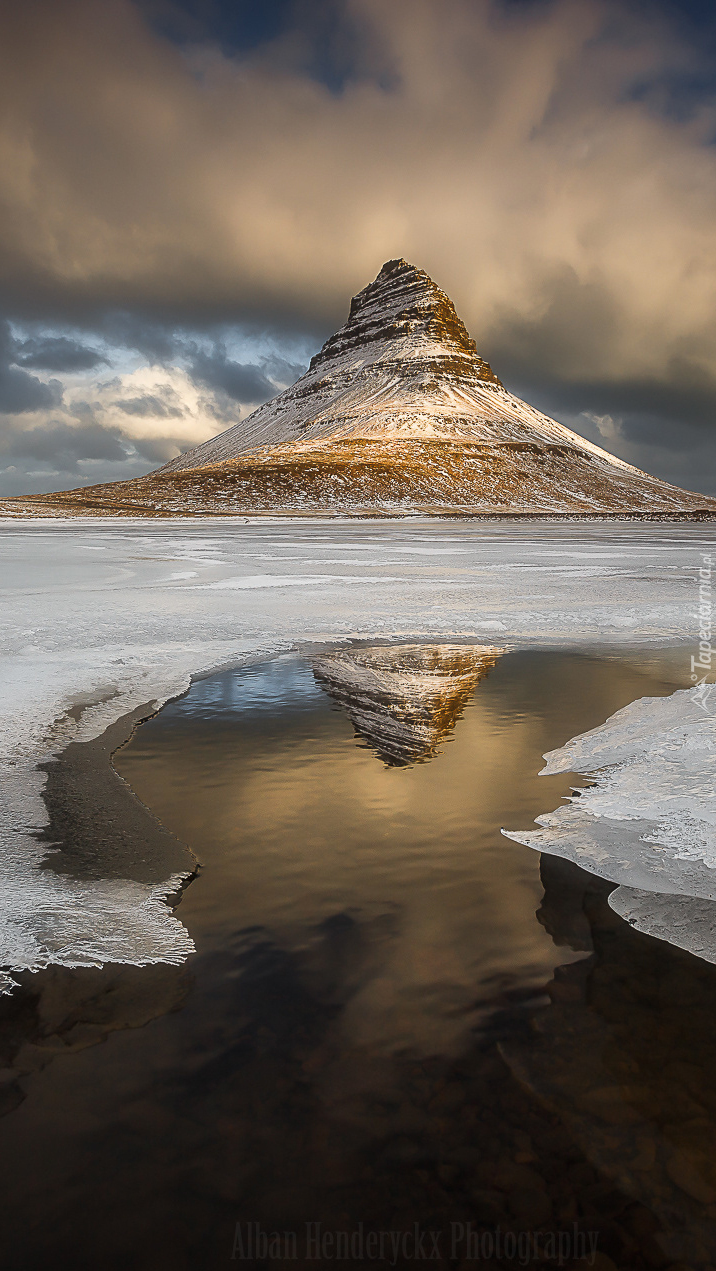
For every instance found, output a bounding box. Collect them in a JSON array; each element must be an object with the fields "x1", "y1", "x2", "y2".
[
  {"x1": 1, "y1": 646, "x2": 714, "y2": 1270},
  {"x1": 312, "y1": 643, "x2": 502, "y2": 765}
]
